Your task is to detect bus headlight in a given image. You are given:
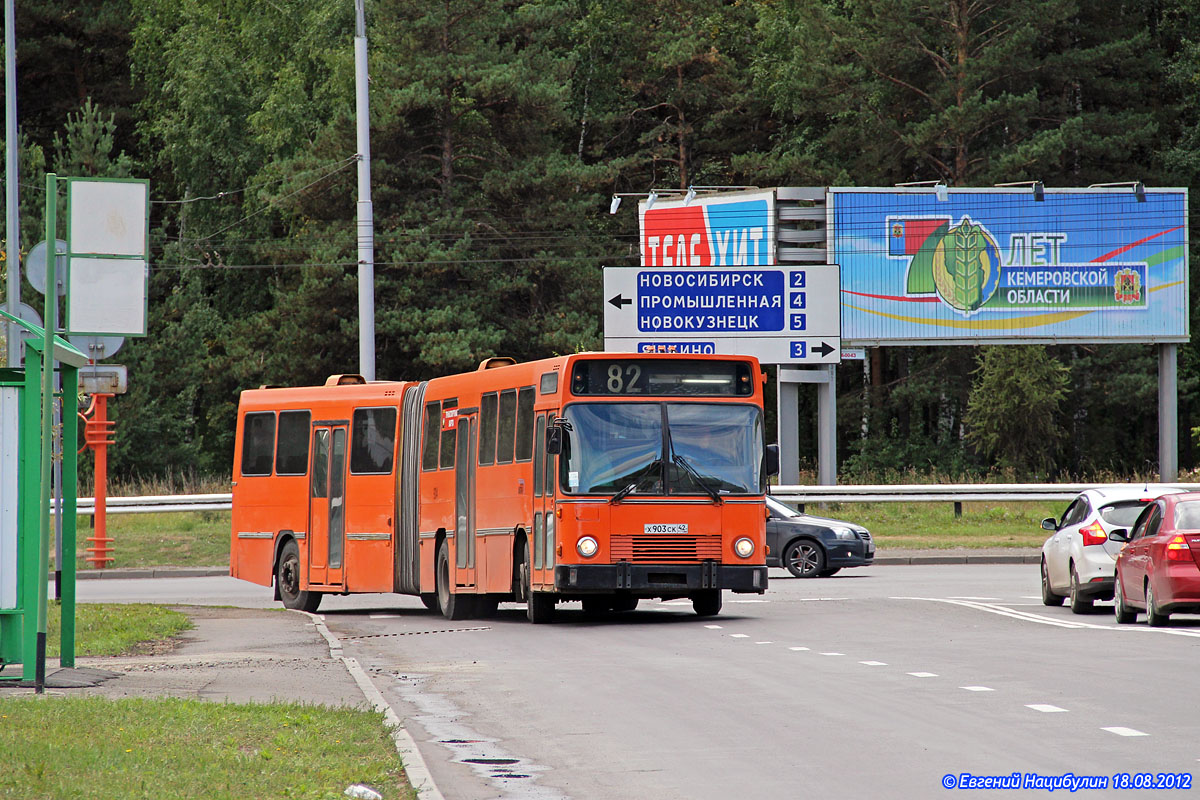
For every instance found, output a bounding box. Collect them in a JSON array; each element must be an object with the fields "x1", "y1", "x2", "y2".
[
  {"x1": 576, "y1": 536, "x2": 599, "y2": 558},
  {"x1": 734, "y1": 538, "x2": 755, "y2": 558}
]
